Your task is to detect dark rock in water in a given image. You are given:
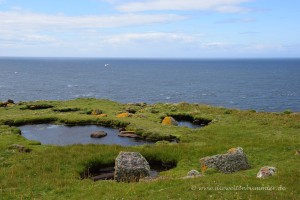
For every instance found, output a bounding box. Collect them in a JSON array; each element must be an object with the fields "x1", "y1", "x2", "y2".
[
  {"x1": 200, "y1": 147, "x2": 250, "y2": 174},
  {"x1": 118, "y1": 131, "x2": 143, "y2": 139},
  {"x1": 256, "y1": 166, "x2": 276, "y2": 178},
  {"x1": 114, "y1": 151, "x2": 150, "y2": 182},
  {"x1": 9, "y1": 144, "x2": 31, "y2": 153},
  {"x1": 7, "y1": 99, "x2": 14, "y2": 104},
  {"x1": 90, "y1": 131, "x2": 107, "y2": 138}
]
